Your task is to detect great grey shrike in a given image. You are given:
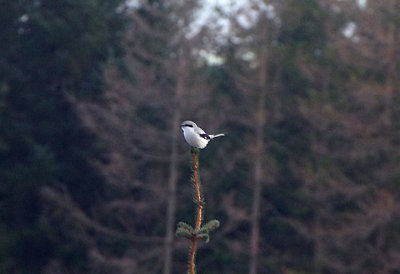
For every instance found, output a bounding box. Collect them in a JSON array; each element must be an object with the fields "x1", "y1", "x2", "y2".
[{"x1": 180, "y1": 120, "x2": 225, "y2": 149}]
